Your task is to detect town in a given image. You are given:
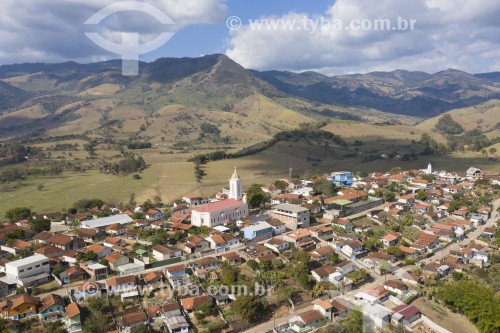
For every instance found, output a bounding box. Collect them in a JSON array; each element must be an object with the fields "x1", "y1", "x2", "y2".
[{"x1": 0, "y1": 164, "x2": 498, "y2": 333}]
